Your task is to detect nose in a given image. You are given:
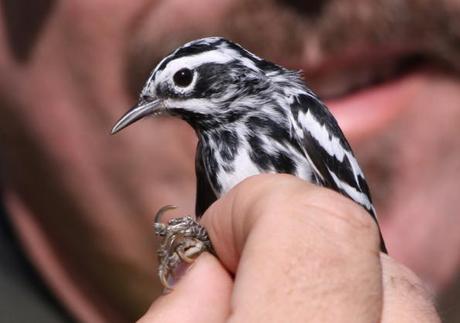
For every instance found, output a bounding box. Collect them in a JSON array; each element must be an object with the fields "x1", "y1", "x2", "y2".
[{"x1": 275, "y1": 0, "x2": 327, "y2": 17}]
